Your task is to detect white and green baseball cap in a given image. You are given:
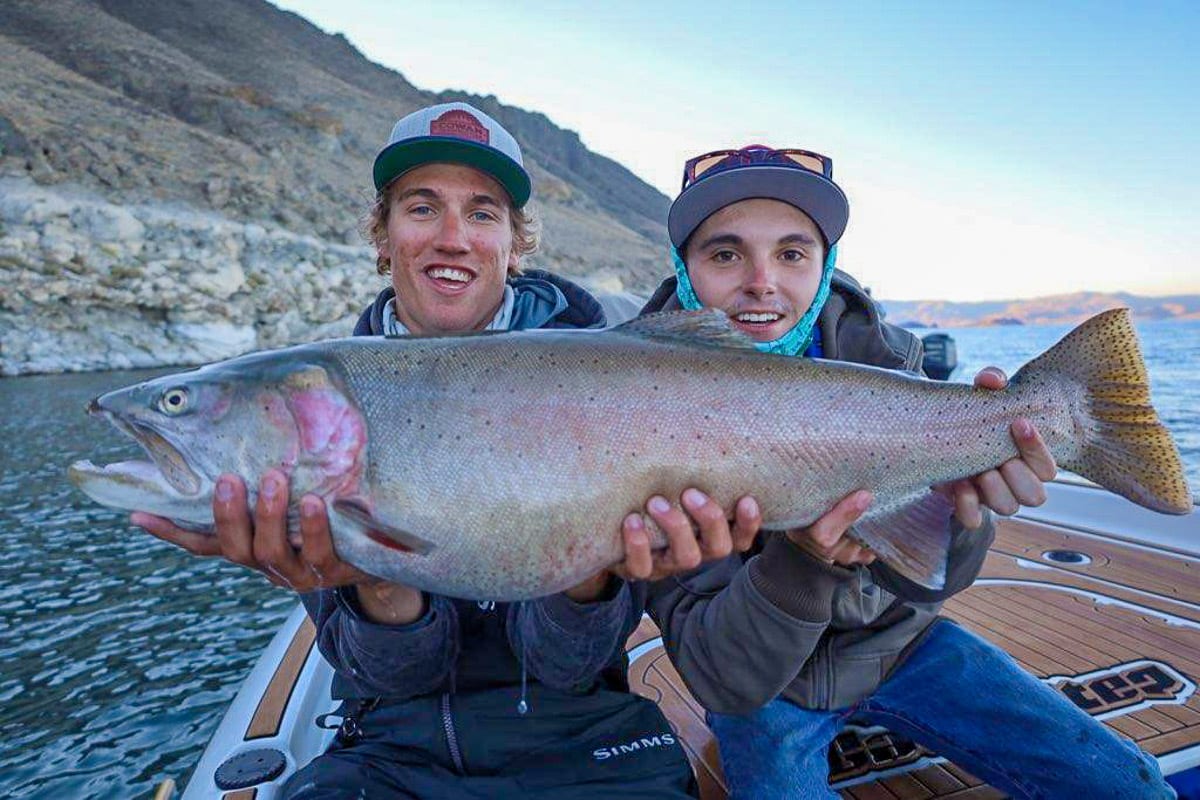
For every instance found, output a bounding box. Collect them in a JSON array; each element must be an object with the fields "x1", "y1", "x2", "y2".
[{"x1": 372, "y1": 102, "x2": 532, "y2": 207}]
